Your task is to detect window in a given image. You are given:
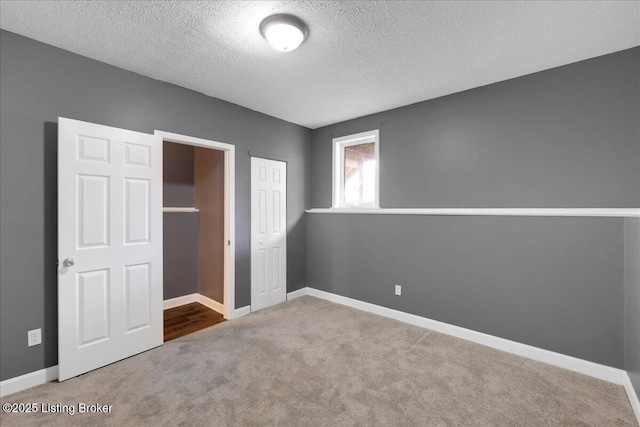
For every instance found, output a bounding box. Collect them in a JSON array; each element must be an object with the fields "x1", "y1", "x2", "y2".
[{"x1": 332, "y1": 129, "x2": 379, "y2": 208}]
